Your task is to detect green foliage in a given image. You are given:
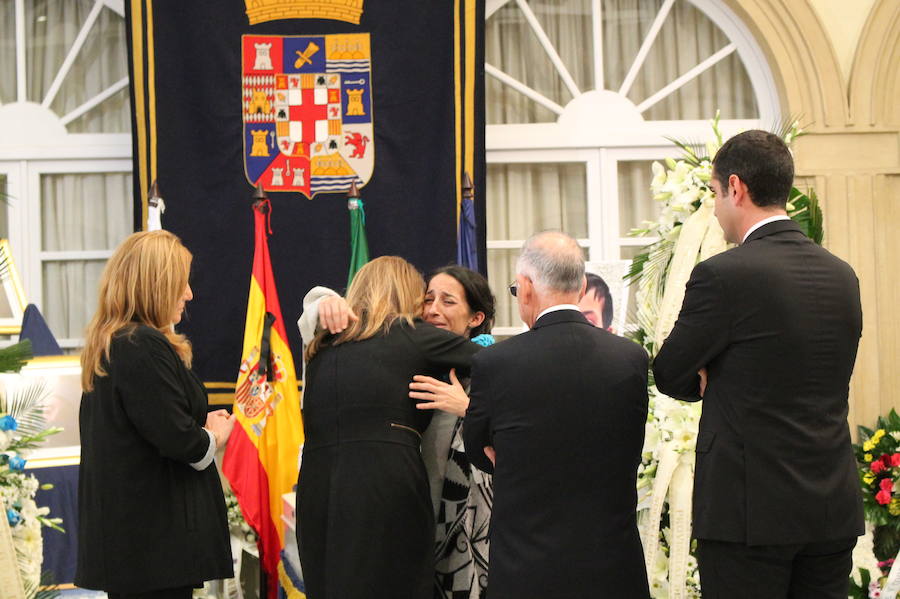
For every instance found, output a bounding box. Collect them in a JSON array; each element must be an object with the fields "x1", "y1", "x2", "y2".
[
  {"x1": 662, "y1": 136, "x2": 707, "y2": 168},
  {"x1": 30, "y1": 571, "x2": 61, "y2": 599},
  {"x1": 771, "y1": 114, "x2": 809, "y2": 143},
  {"x1": 788, "y1": 187, "x2": 824, "y2": 245},
  {"x1": 625, "y1": 249, "x2": 651, "y2": 283},
  {"x1": 3, "y1": 380, "x2": 57, "y2": 442},
  {"x1": 875, "y1": 525, "x2": 900, "y2": 563},
  {"x1": 848, "y1": 566, "x2": 872, "y2": 599},
  {"x1": 0, "y1": 339, "x2": 32, "y2": 374},
  {"x1": 663, "y1": 111, "x2": 722, "y2": 168}
]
